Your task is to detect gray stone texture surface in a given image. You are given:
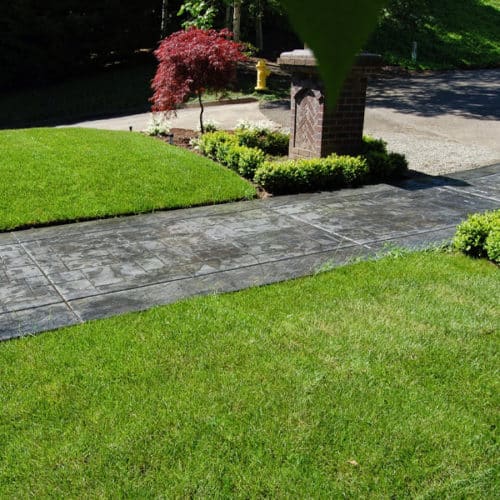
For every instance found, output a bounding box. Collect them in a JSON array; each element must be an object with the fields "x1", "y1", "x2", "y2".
[{"x1": 1, "y1": 165, "x2": 499, "y2": 340}]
